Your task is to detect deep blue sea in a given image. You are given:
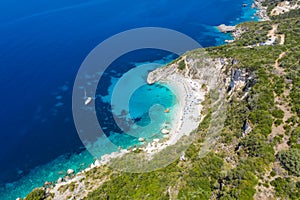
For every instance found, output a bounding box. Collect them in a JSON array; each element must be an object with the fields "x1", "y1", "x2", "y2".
[{"x1": 0, "y1": 0, "x2": 258, "y2": 199}]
